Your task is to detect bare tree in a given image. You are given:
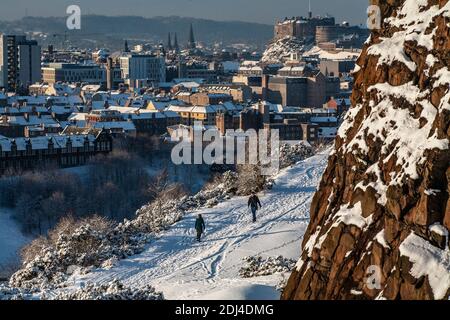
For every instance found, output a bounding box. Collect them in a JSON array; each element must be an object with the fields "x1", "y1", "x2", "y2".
[
  {"x1": 236, "y1": 164, "x2": 266, "y2": 196},
  {"x1": 148, "y1": 168, "x2": 185, "y2": 218}
]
